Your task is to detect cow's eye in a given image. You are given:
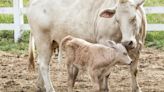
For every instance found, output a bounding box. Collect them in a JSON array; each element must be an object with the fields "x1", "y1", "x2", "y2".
[
  {"x1": 123, "y1": 52, "x2": 127, "y2": 55},
  {"x1": 115, "y1": 17, "x2": 119, "y2": 23},
  {"x1": 130, "y1": 16, "x2": 136, "y2": 23}
]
